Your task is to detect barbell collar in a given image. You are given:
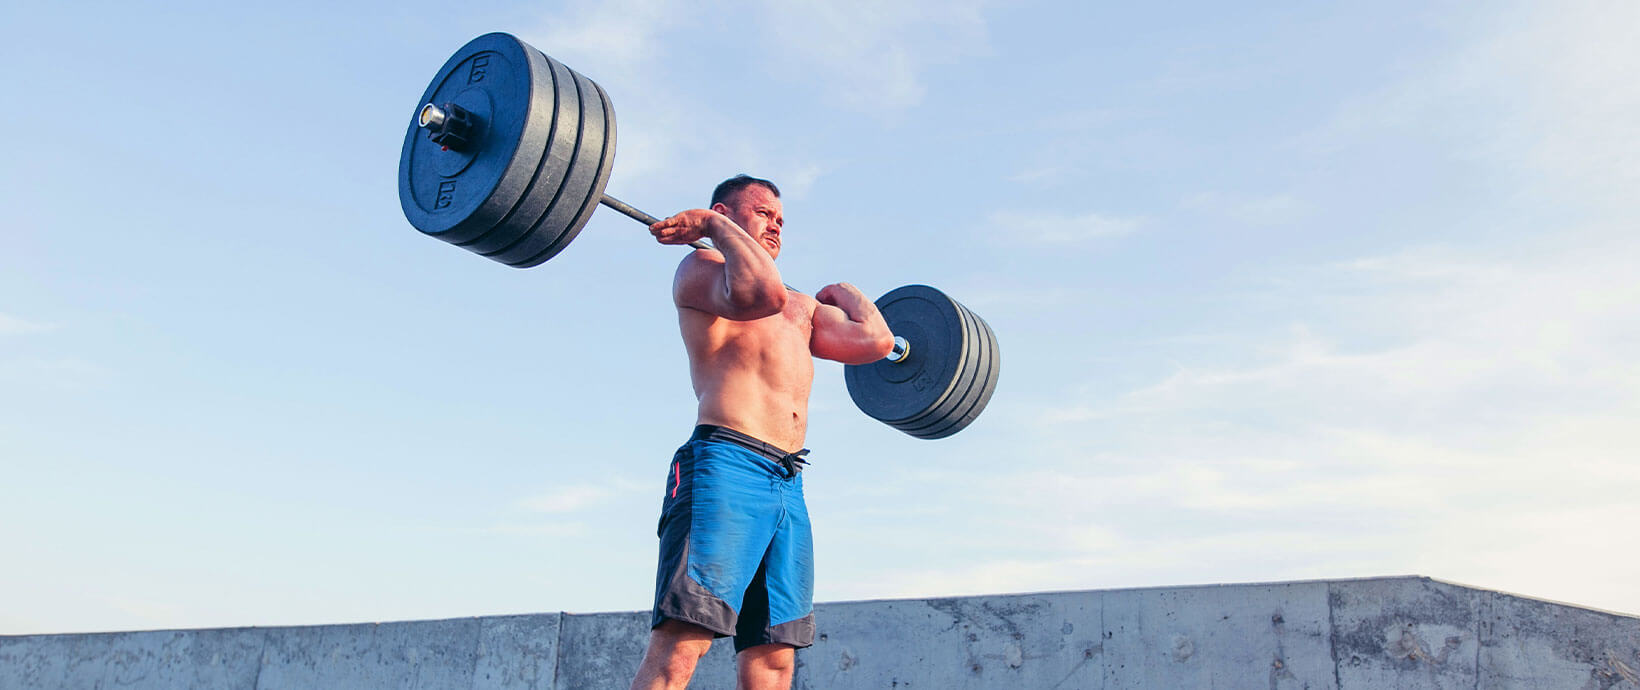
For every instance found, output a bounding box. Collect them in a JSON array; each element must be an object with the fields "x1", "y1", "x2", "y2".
[
  {"x1": 418, "y1": 103, "x2": 447, "y2": 129},
  {"x1": 417, "y1": 102, "x2": 477, "y2": 151},
  {"x1": 887, "y1": 336, "x2": 910, "y2": 363}
]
